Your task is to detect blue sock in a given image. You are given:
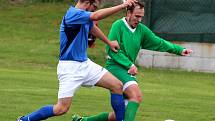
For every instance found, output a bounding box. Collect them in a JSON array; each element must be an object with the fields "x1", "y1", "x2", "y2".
[
  {"x1": 21, "y1": 105, "x2": 55, "y2": 121},
  {"x1": 111, "y1": 93, "x2": 125, "y2": 121}
]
